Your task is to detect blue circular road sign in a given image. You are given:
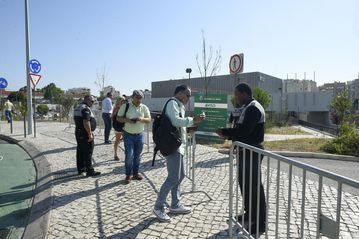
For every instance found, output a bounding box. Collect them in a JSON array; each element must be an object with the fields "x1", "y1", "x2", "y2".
[
  {"x1": 29, "y1": 59, "x2": 41, "y2": 73},
  {"x1": 0, "y1": 77, "x2": 8, "y2": 89}
]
